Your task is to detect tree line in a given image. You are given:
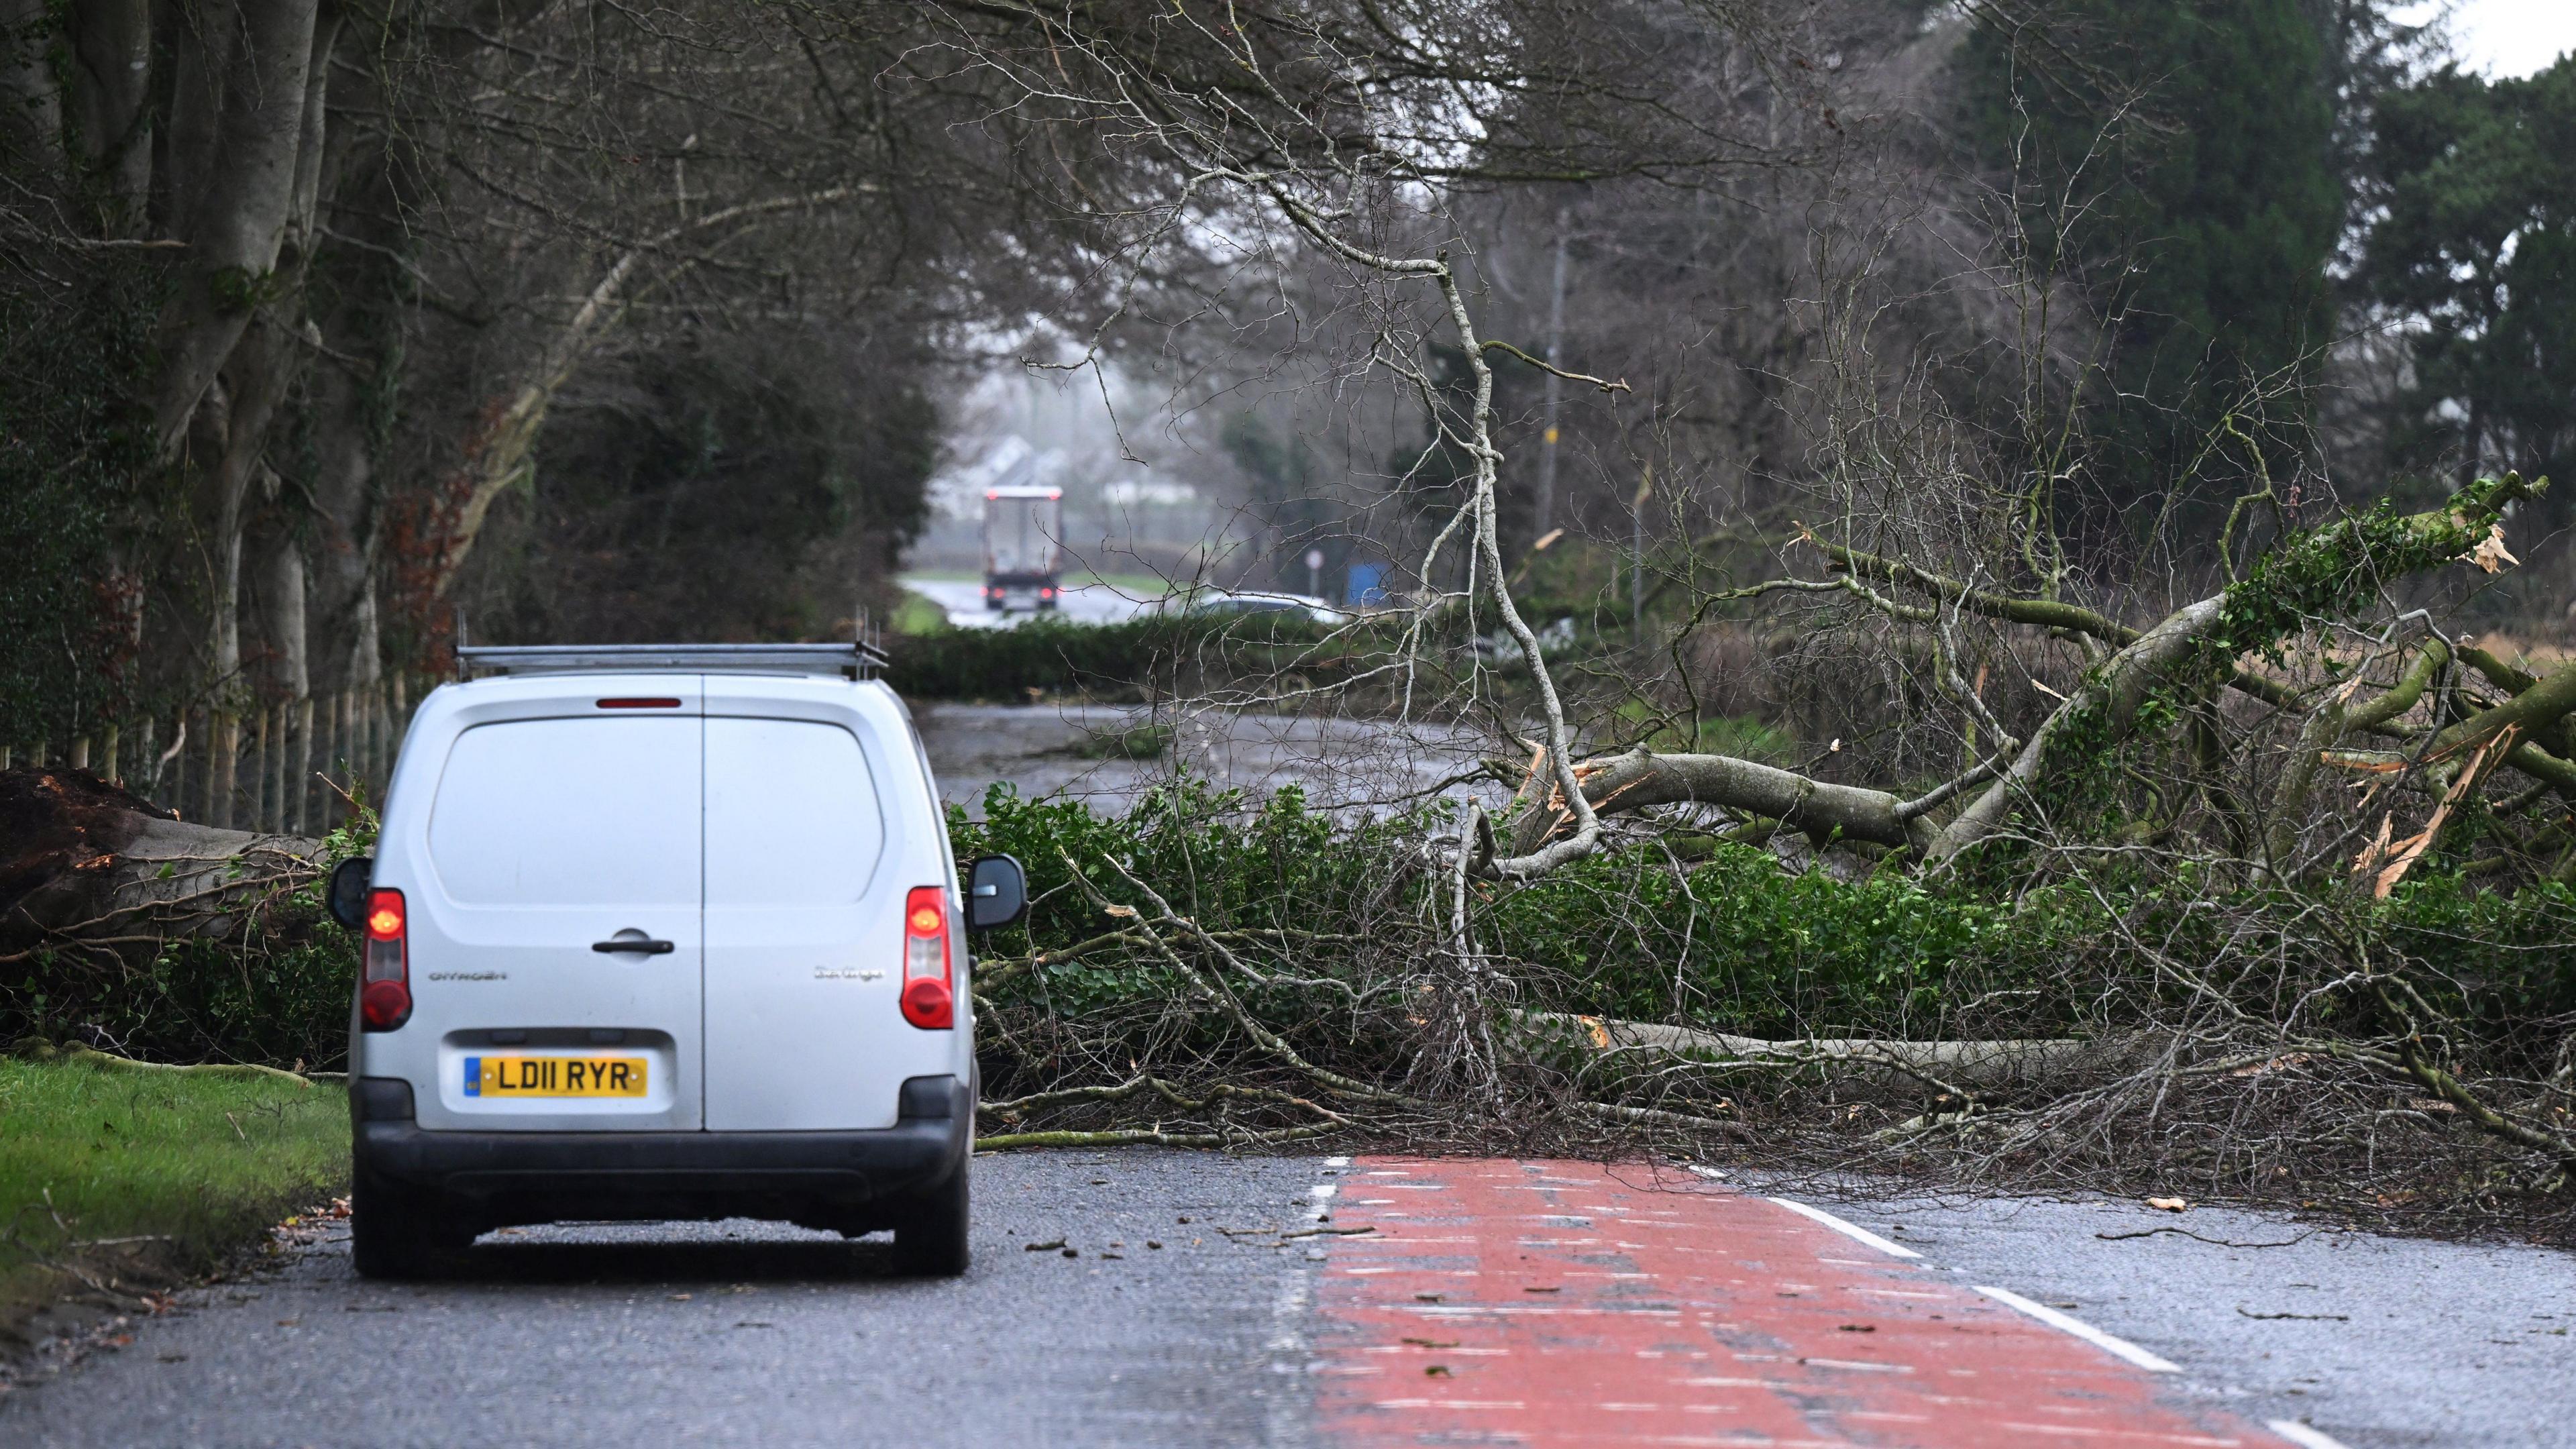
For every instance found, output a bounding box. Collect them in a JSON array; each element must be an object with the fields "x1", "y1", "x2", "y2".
[{"x1": 2, "y1": 0, "x2": 2571, "y2": 749}]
